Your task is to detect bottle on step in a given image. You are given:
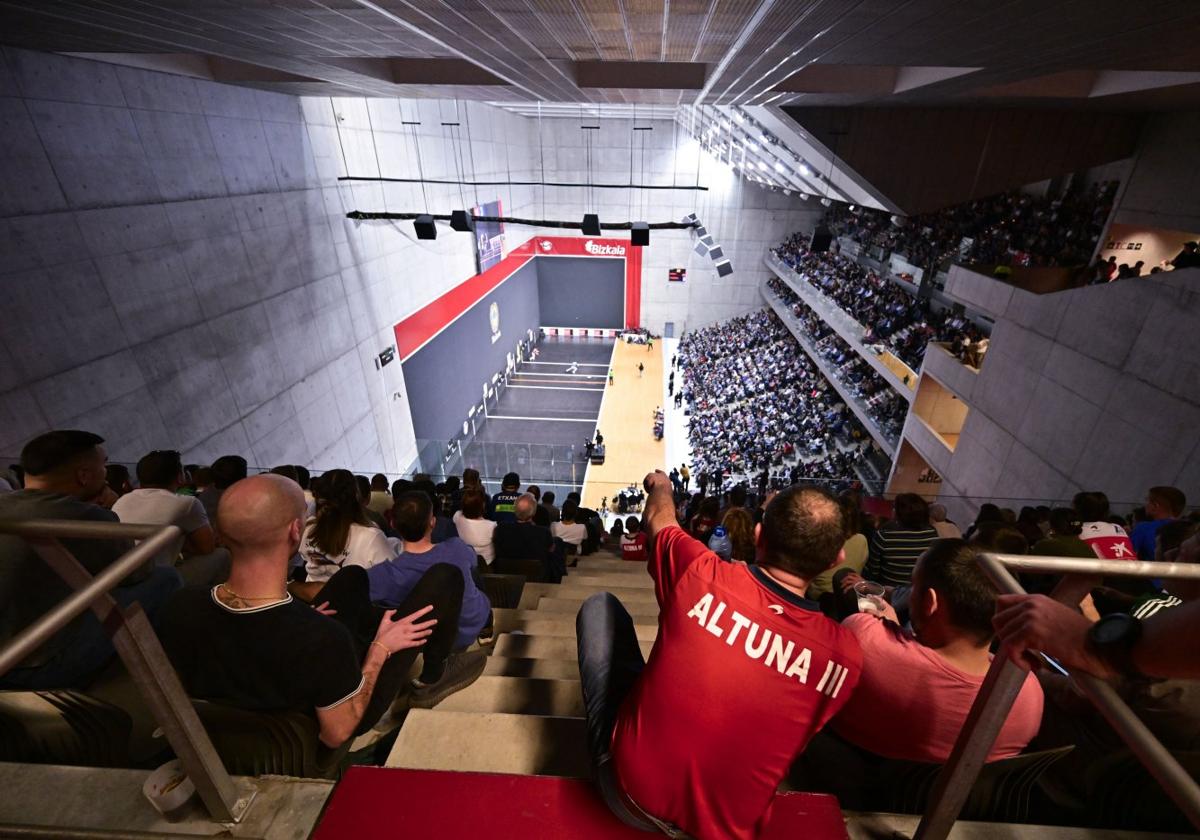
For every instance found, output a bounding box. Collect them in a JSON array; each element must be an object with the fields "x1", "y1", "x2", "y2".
[{"x1": 708, "y1": 526, "x2": 732, "y2": 561}]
